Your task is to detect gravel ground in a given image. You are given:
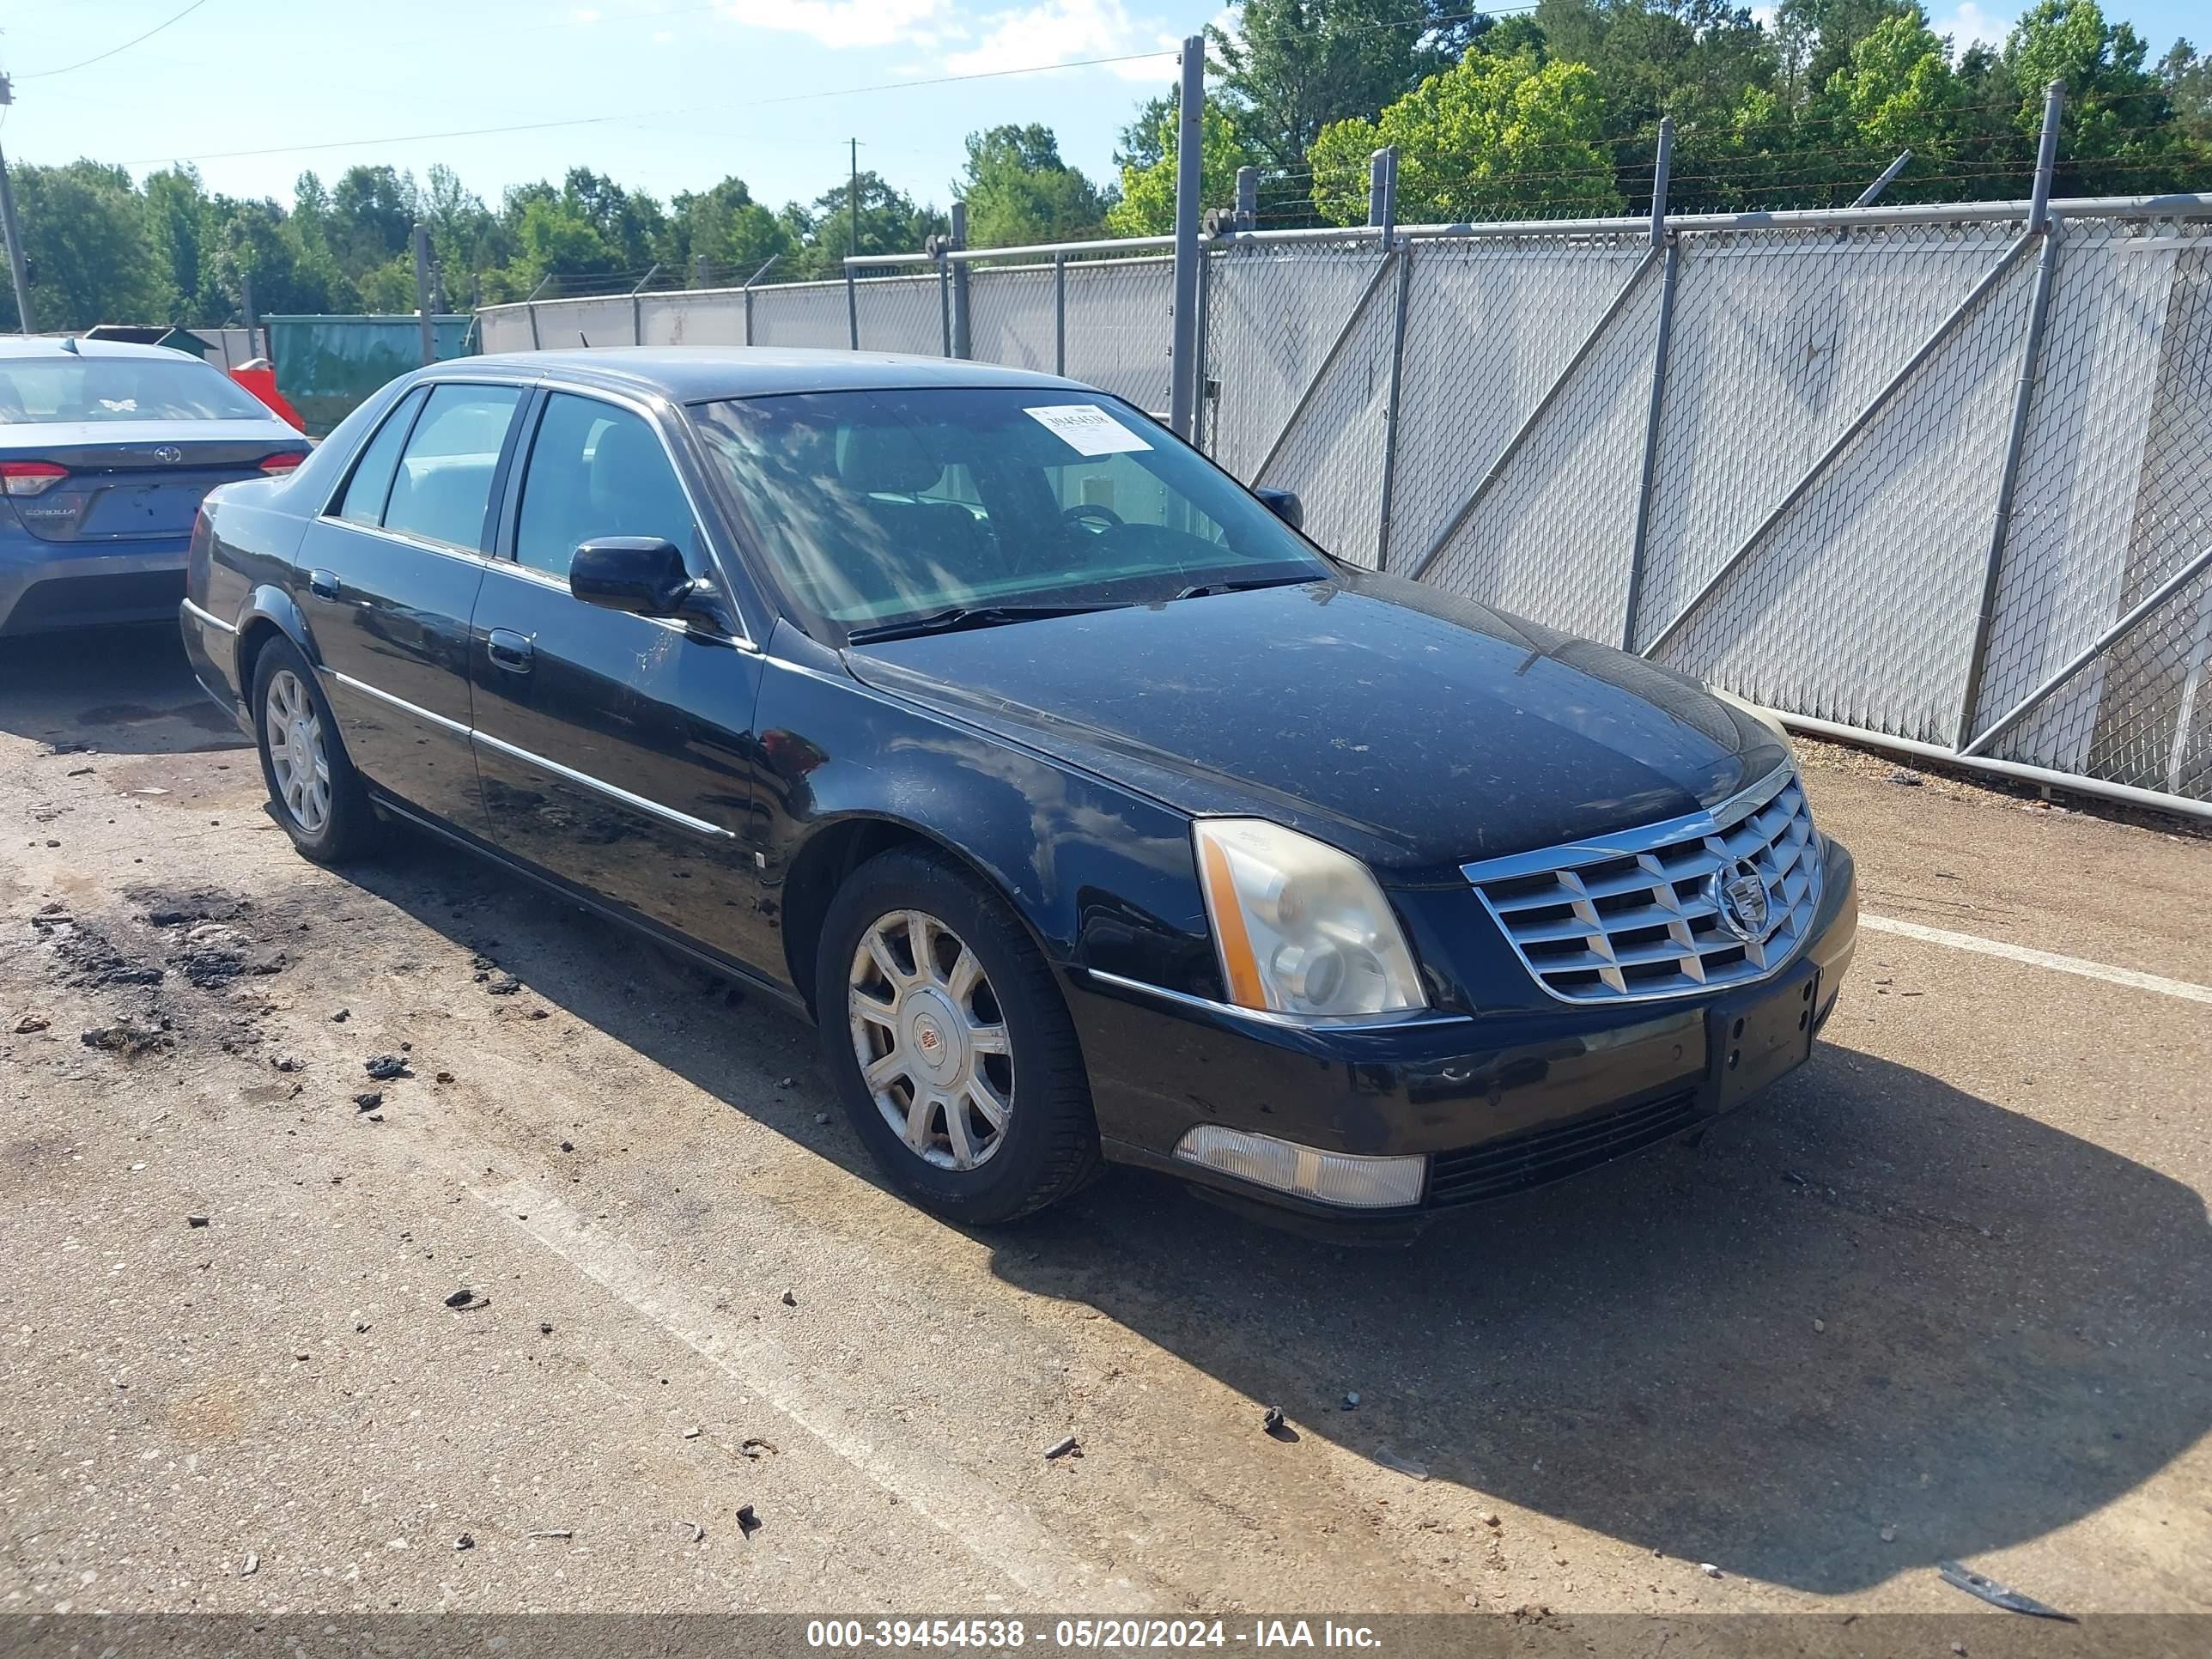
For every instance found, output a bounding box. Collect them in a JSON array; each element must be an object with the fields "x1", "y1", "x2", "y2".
[{"x1": 2, "y1": 628, "x2": 2208, "y2": 1620}]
